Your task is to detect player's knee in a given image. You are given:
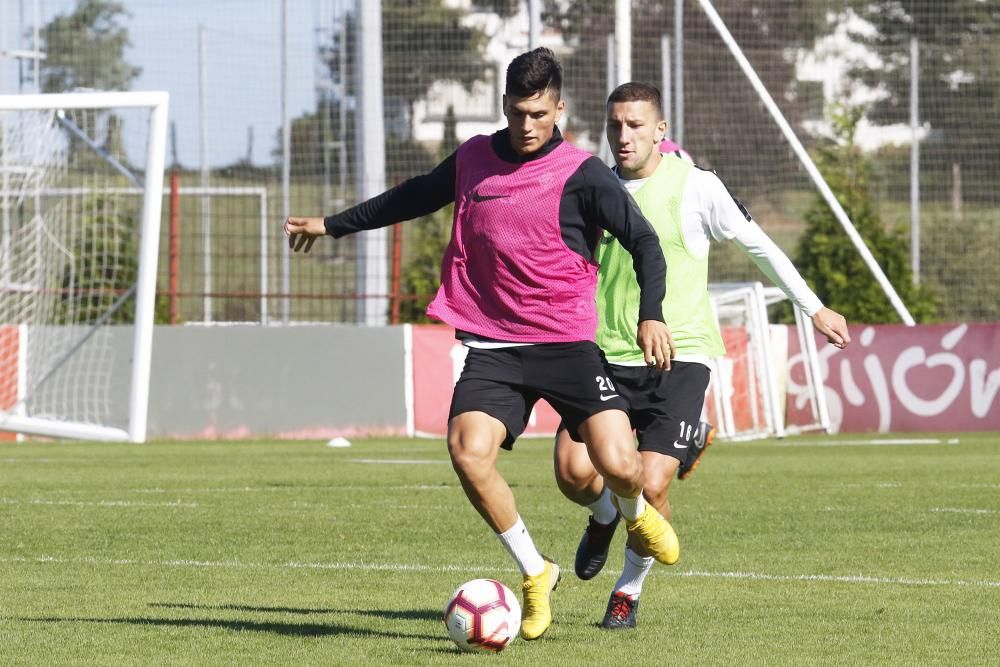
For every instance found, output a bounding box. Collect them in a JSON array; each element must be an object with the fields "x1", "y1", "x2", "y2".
[
  {"x1": 642, "y1": 476, "x2": 670, "y2": 508},
  {"x1": 640, "y1": 453, "x2": 677, "y2": 506},
  {"x1": 554, "y1": 460, "x2": 597, "y2": 501},
  {"x1": 594, "y1": 444, "x2": 642, "y2": 489},
  {"x1": 447, "y1": 431, "x2": 492, "y2": 479},
  {"x1": 554, "y1": 441, "x2": 596, "y2": 499}
]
